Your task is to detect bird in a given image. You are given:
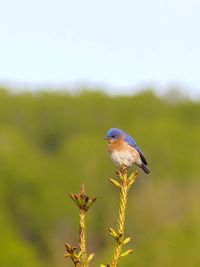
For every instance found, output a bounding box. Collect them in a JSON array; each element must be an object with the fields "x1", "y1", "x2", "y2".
[{"x1": 104, "y1": 128, "x2": 150, "y2": 174}]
